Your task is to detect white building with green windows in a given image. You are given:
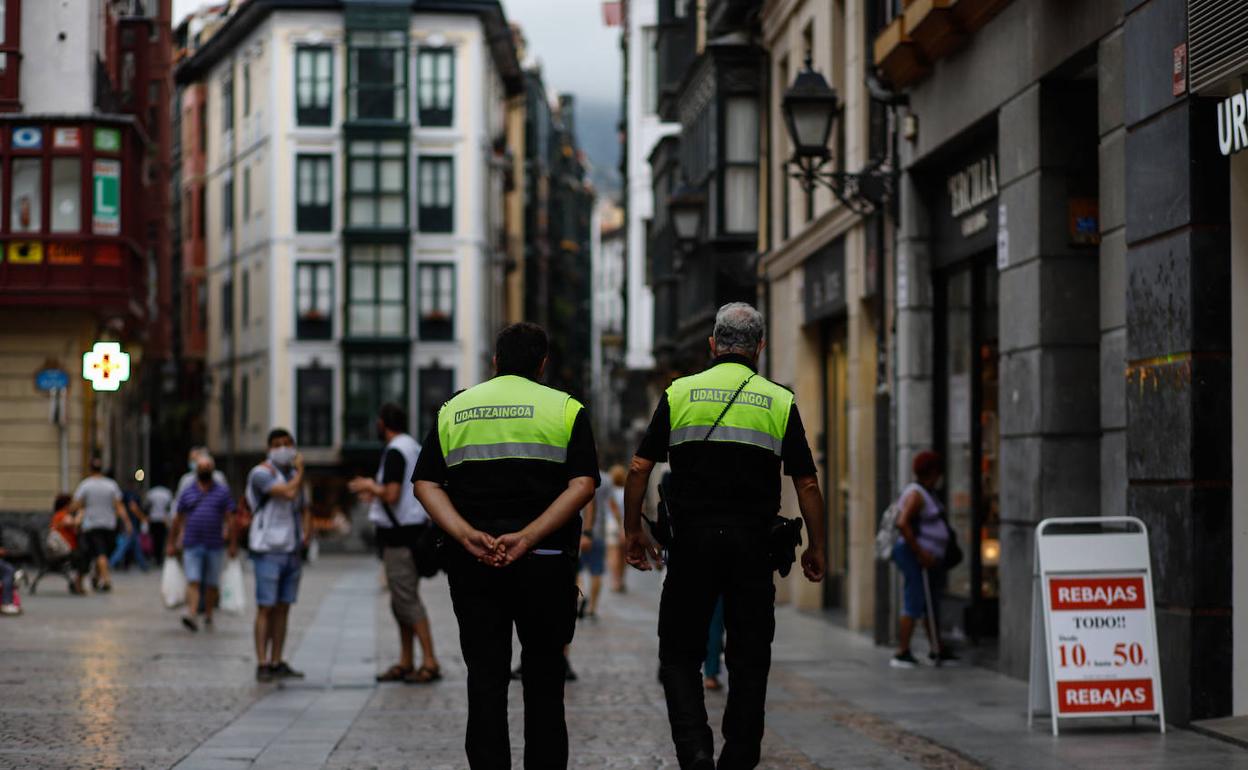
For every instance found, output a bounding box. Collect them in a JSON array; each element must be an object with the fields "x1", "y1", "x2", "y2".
[{"x1": 176, "y1": 0, "x2": 523, "y2": 477}]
